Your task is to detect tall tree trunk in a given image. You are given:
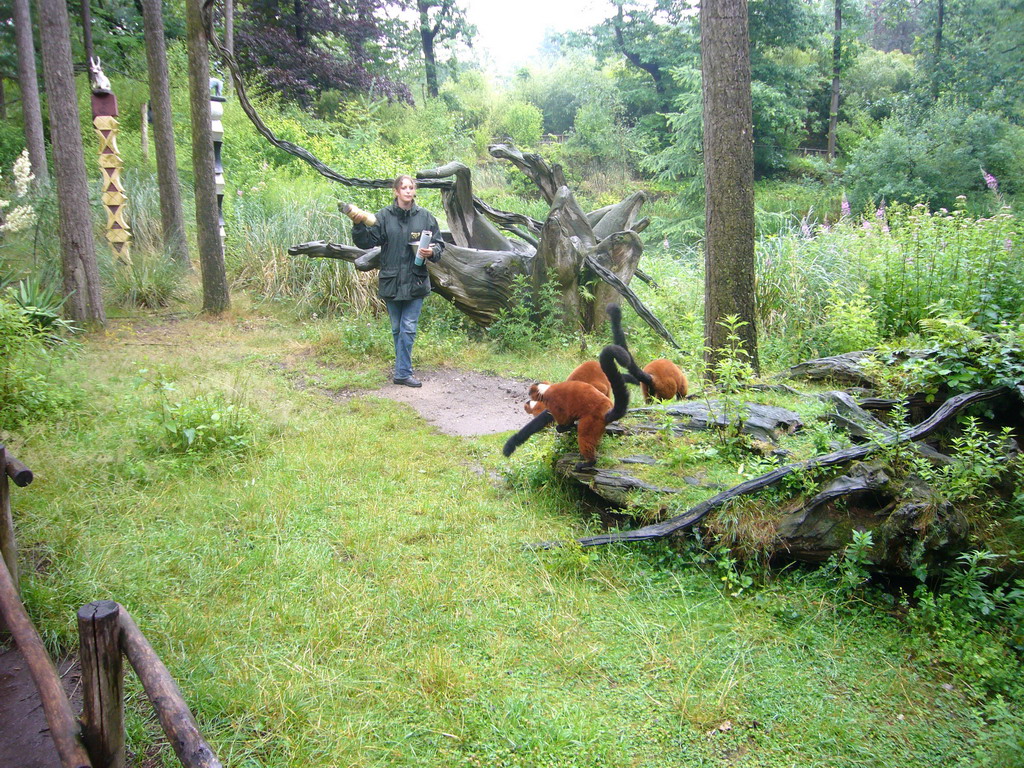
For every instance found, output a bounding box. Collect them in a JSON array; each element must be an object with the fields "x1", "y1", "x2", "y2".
[
  {"x1": 141, "y1": 0, "x2": 191, "y2": 266},
  {"x1": 185, "y1": 0, "x2": 230, "y2": 313},
  {"x1": 36, "y1": 0, "x2": 105, "y2": 325},
  {"x1": 224, "y1": 0, "x2": 234, "y2": 56},
  {"x1": 827, "y1": 0, "x2": 842, "y2": 160},
  {"x1": 12, "y1": 0, "x2": 48, "y2": 187},
  {"x1": 418, "y1": 1, "x2": 439, "y2": 98},
  {"x1": 80, "y1": 0, "x2": 95, "y2": 66},
  {"x1": 293, "y1": 0, "x2": 305, "y2": 45},
  {"x1": 932, "y1": 0, "x2": 944, "y2": 97},
  {"x1": 700, "y1": 0, "x2": 758, "y2": 375}
]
